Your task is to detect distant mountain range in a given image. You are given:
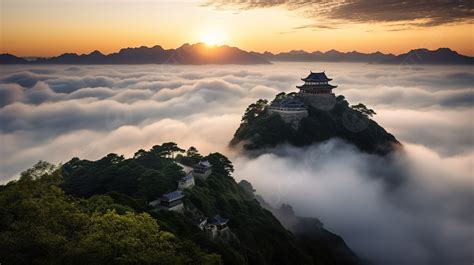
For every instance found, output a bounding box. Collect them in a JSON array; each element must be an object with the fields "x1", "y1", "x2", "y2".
[
  {"x1": 253, "y1": 47, "x2": 473, "y2": 65},
  {"x1": 0, "y1": 43, "x2": 269, "y2": 65},
  {"x1": 1, "y1": 43, "x2": 472, "y2": 65}
]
